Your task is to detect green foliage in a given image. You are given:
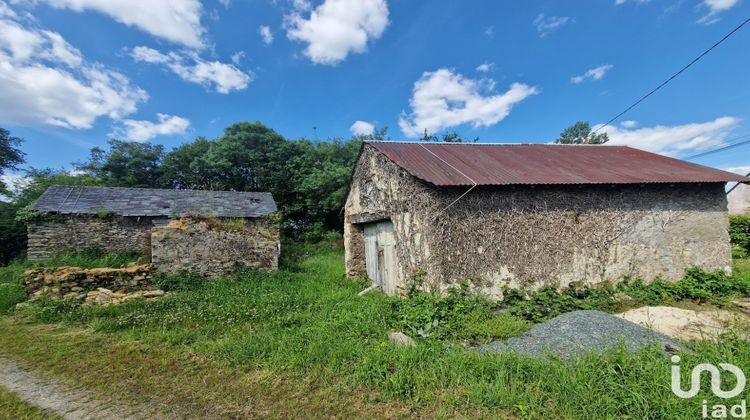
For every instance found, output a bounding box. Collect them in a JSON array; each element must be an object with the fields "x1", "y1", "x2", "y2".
[
  {"x1": 555, "y1": 121, "x2": 609, "y2": 144},
  {"x1": 77, "y1": 139, "x2": 166, "y2": 188},
  {"x1": 0, "y1": 127, "x2": 25, "y2": 196},
  {"x1": 420, "y1": 129, "x2": 478, "y2": 143},
  {"x1": 730, "y1": 215, "x2": 750, "y2": 255},
  {"x1": 391, "y1": 285, "x2": 530, "y2": 342},
  {"x1": 154, "y1": 271, "x2": 207, "y2": 292},
  {"x1": 77, "y1": 122, "x2": 362, "y2": 237},
  {"x1": 0, "y1": 282, "x2": 26, "y2": 313},
  {"x1": 0, "y1": 201, "x2": 27, "y2": 264},
  {"x1": 501, "y1": 266, "x2": 750, "y2": 322},
  {"x1": 4, "y1": 245, "x2": 750, "y2": 417},
  {"x1": 95, "y1": 208, "x2": 111, "y2": 219}
]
